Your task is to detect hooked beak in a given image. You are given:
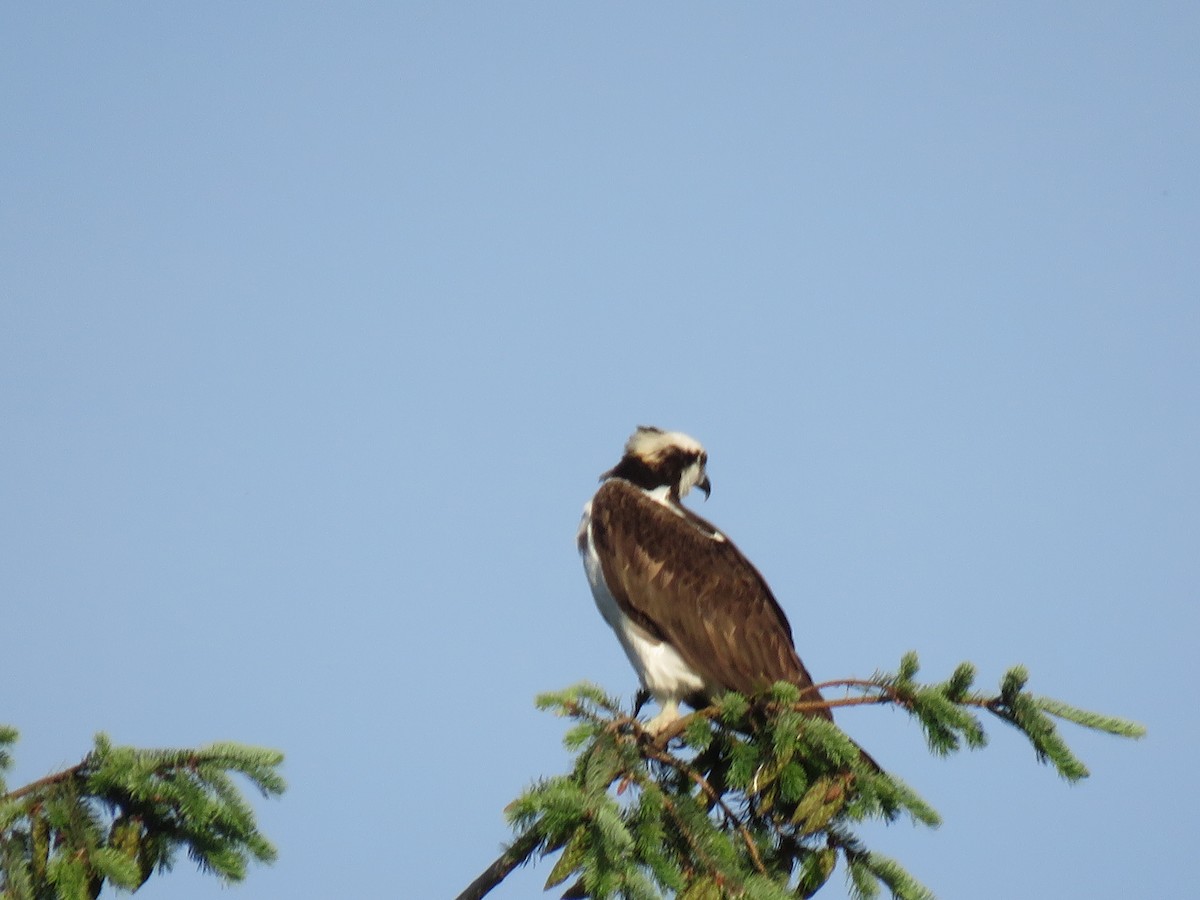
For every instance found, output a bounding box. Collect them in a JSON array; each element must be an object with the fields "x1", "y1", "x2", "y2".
[{"x1": 696, "y1": 476, "x2": 711, "y2": 500}]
